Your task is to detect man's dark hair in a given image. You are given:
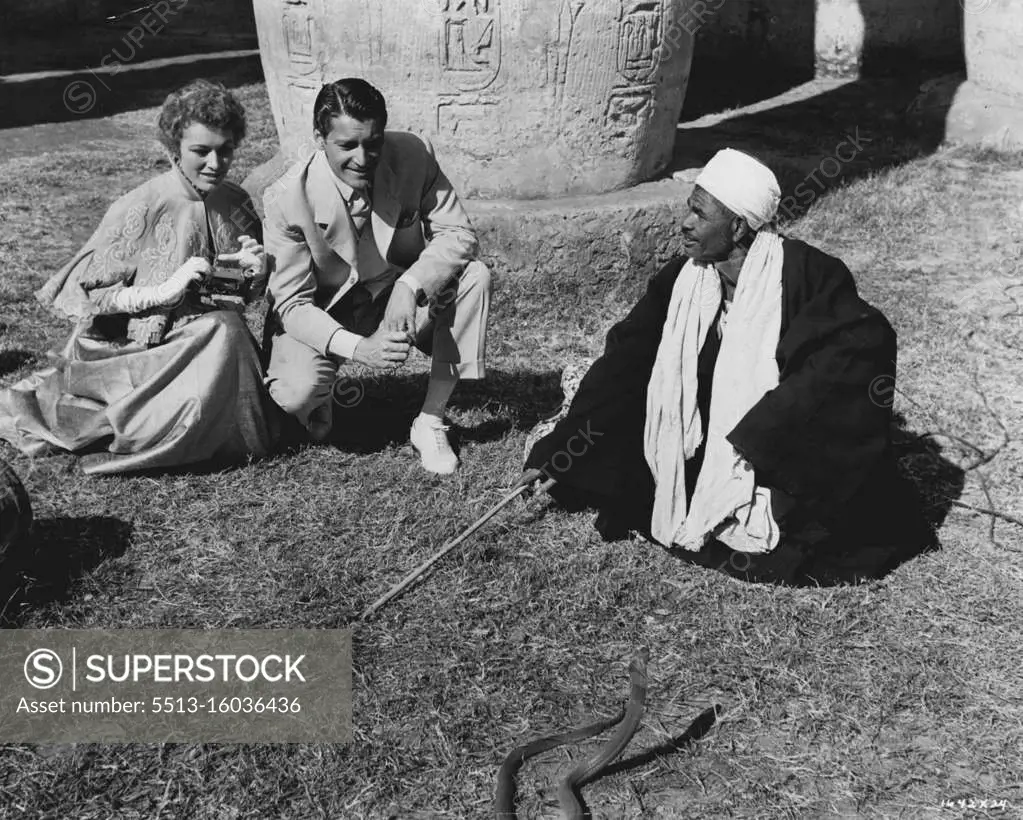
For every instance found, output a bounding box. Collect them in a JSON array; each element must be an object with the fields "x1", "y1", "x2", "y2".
[{"x1": 313, "y1": 78, "x2": 388, "y2": 137}]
